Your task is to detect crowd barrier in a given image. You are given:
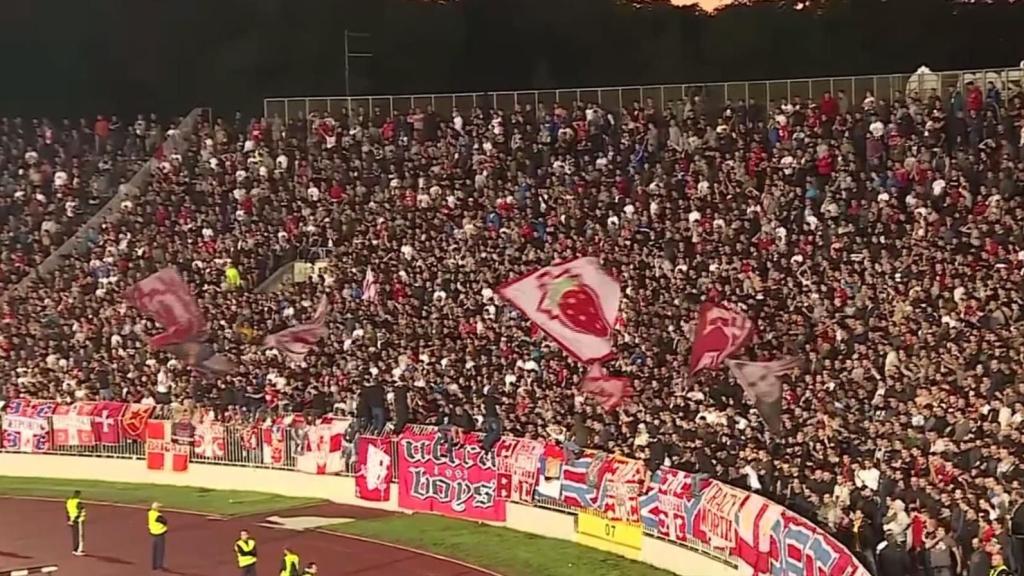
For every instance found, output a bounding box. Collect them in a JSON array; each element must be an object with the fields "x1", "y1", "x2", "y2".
[{"x1": 0, "y1": 406, "x2": 868, "y2": 576}]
